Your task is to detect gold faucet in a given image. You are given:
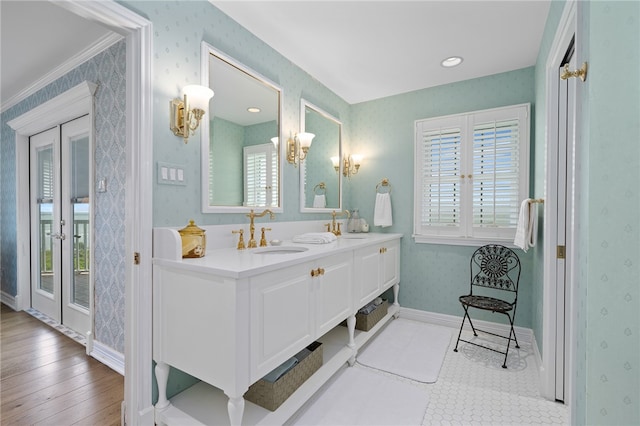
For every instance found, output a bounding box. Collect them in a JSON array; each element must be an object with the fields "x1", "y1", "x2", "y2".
[
  {"x1": 246, "y1": 209, "x2": 275, "y2": 248},
  {"x1": 328, "y1": 210, "x2": 350, "y2": 236}
]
